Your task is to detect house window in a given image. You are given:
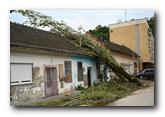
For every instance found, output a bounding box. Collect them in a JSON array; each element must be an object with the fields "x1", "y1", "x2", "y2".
[
  {"x1": 10, "y1": 63, "x2": 33, "y2": 85},
  {"x1": 64, "y1": 61, "x2": 72, "y2": 83},
  {"x1": 77, "y1": 62, "x2": 83, "y2": 81}
]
